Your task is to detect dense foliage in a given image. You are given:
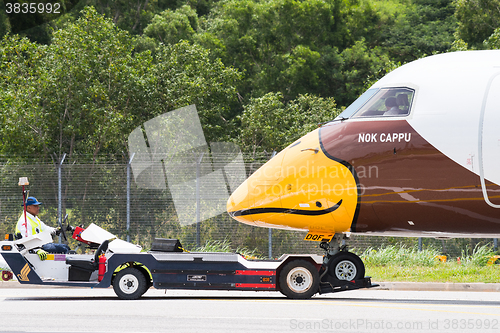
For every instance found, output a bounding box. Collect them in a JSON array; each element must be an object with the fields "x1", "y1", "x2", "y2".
[
  {"x1": 2, "y1": 0, "x2": 499, "y2": 159},
  {"x1": 0, "y1": 7, "x2": 241, "y2": 161},
  {"x1": 1, "y1": 0, "x2": 500, "y2": 254}
]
